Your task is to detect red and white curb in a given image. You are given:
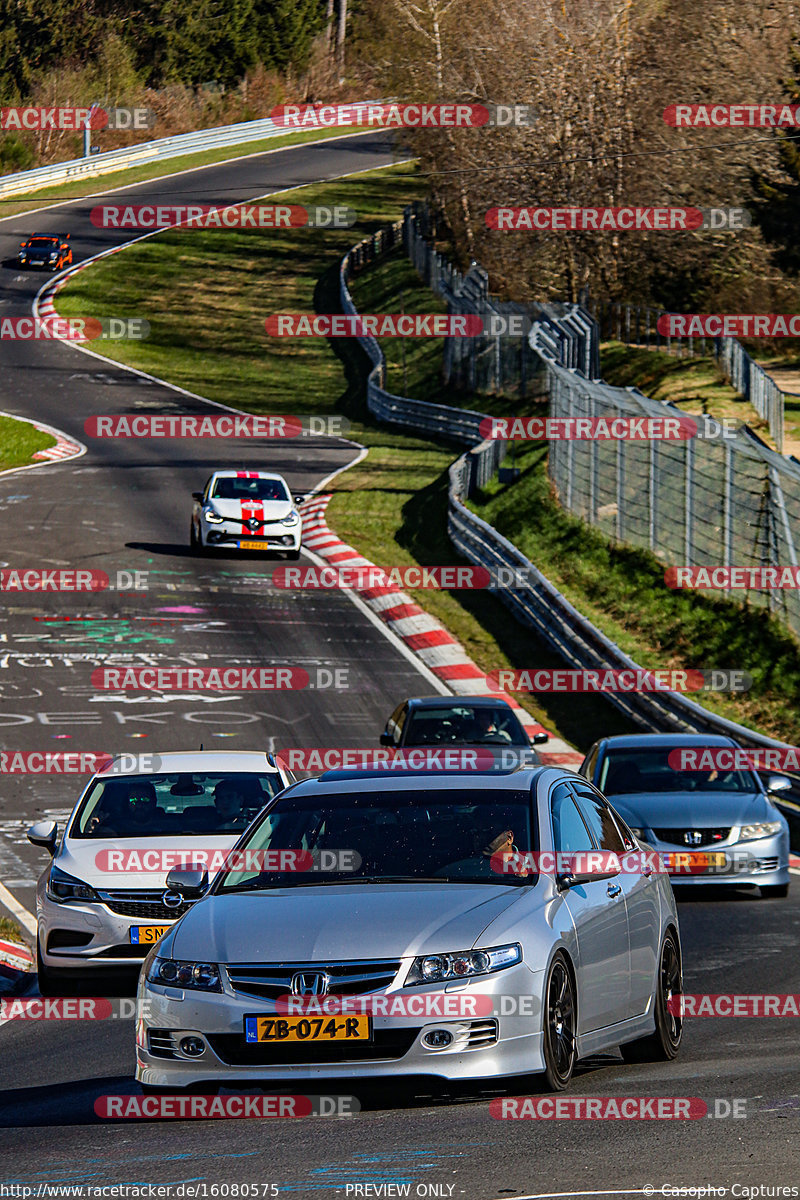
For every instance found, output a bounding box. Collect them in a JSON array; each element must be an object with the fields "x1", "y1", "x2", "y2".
[
  {"x1": 299, "y1": 495, "x2": 583, "y2": 768},
  {"x1": 0, "y1": 408, "x2": 85, "y2": 476},
  {"x1": 789, "y1": 854, "x2": 800, "y2": 877},
  {"x1": 0, "y1": 938, "x2": 33, "y2": 972}
]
